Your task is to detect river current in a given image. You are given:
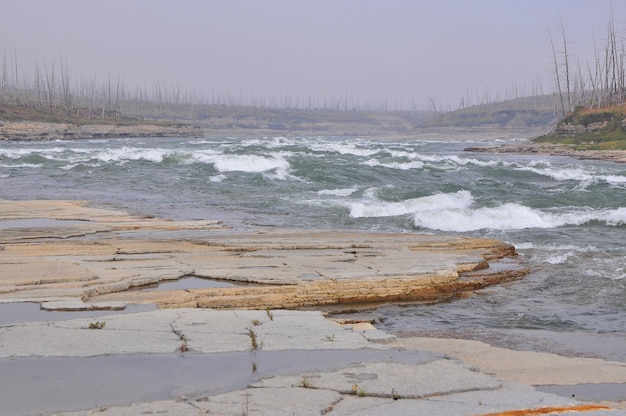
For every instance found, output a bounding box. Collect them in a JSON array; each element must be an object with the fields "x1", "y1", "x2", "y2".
[{"x1": 1, "y1": 135, "x2": 625, "y2": 360}]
